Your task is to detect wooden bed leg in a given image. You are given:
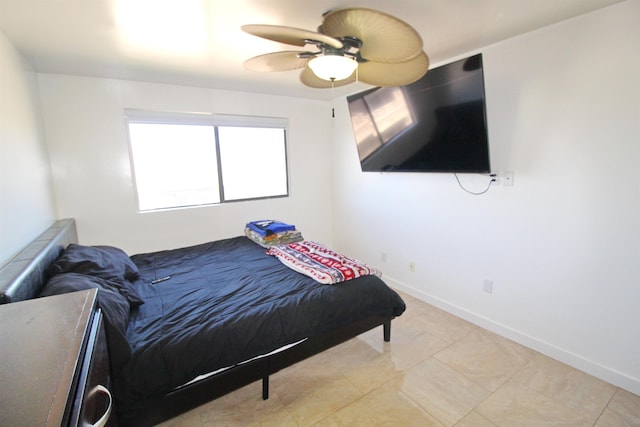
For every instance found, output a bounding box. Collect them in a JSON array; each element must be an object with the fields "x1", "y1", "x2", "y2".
[
  {"x1": 383, "y1": 320, "x2": 391, "y2": 342},
  {"x1": 262, "y1": 375, "x2": 269, "y2": 400}
]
